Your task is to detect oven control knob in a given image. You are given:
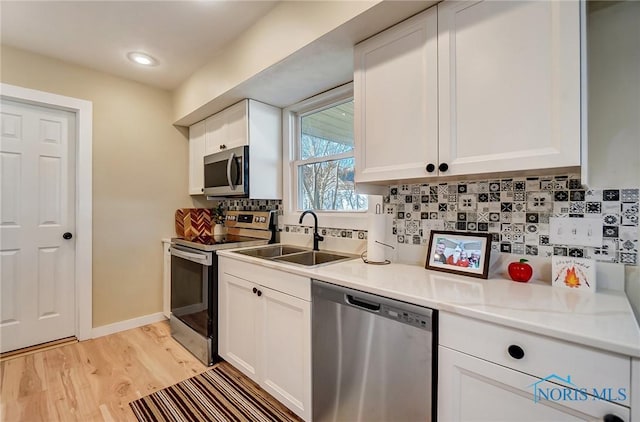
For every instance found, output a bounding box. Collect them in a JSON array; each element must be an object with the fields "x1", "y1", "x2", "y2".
[{"x1": 252, "y1": 287, "x2": 258, "y2": 294}]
